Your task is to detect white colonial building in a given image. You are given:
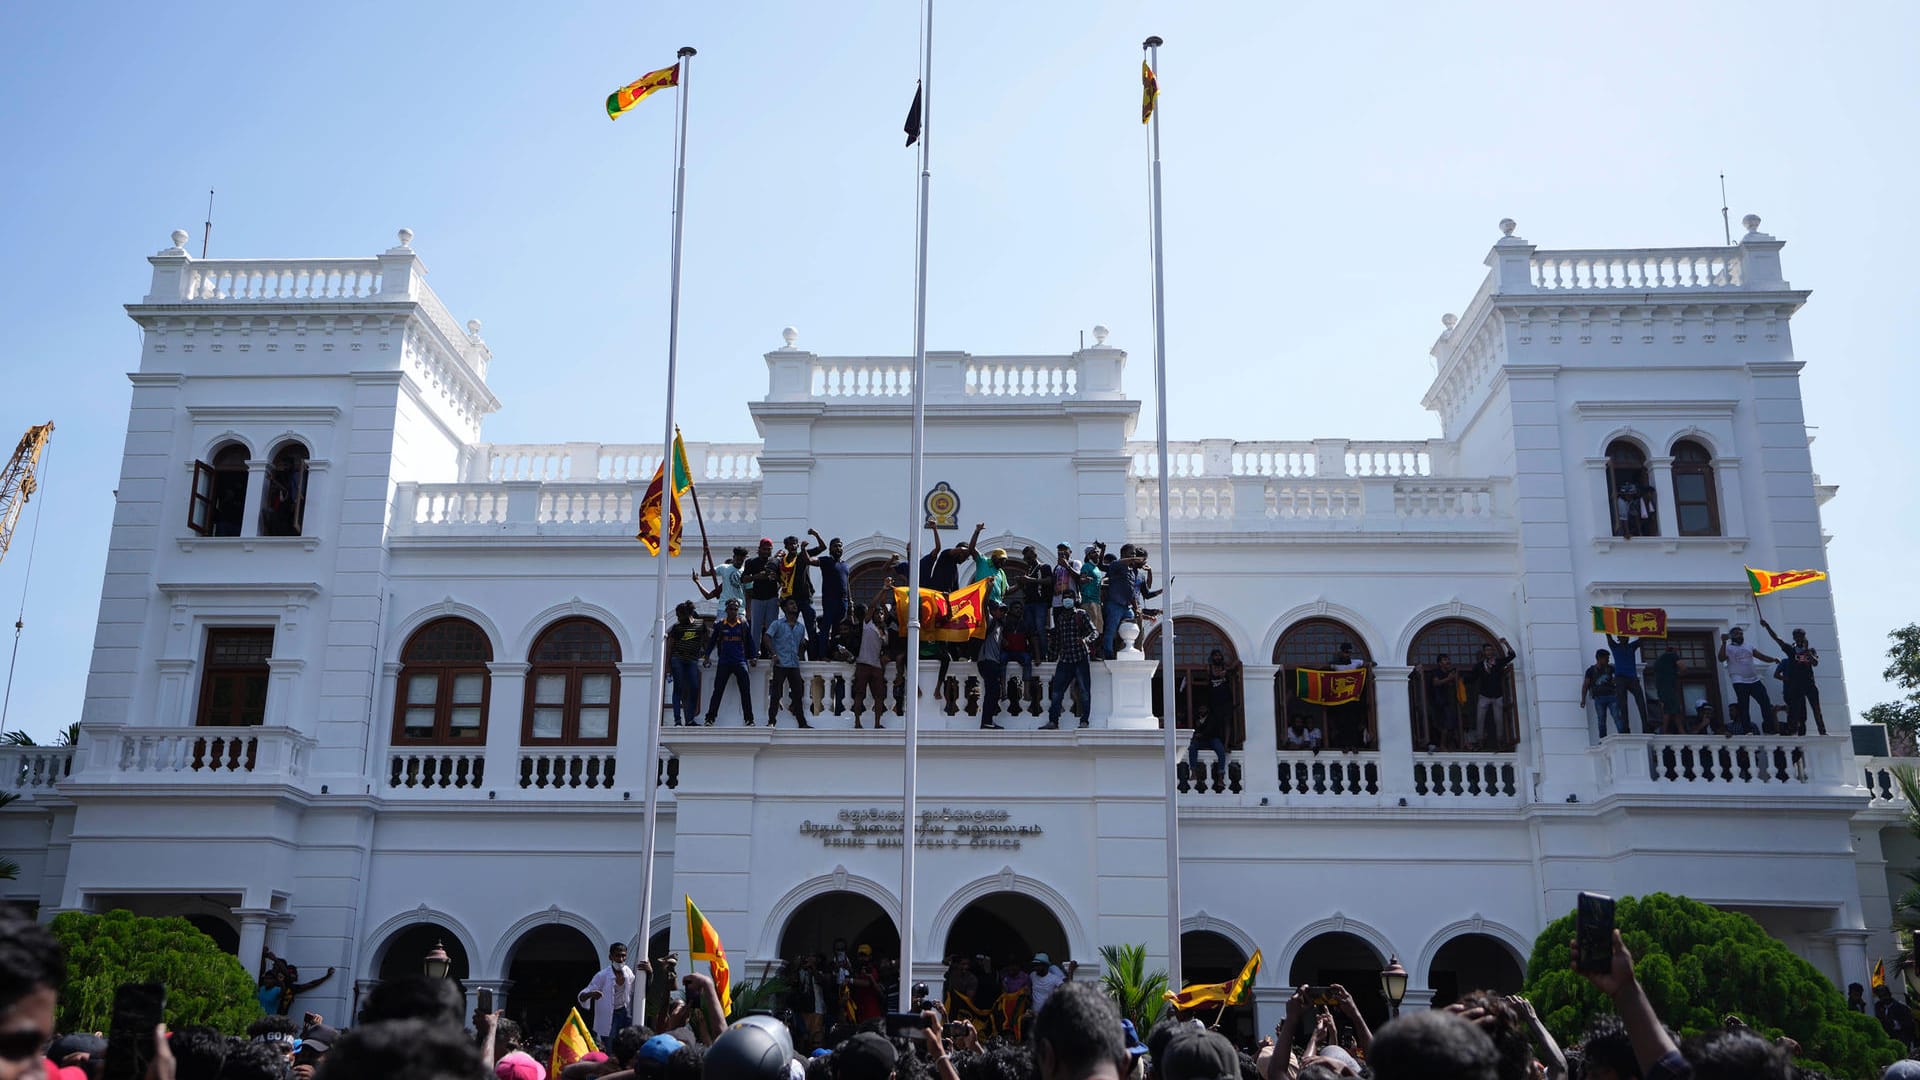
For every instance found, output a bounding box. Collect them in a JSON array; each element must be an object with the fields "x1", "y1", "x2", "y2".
[{"x1": 2, "y1": 218, "x2": 1910, "y2": 1040}]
